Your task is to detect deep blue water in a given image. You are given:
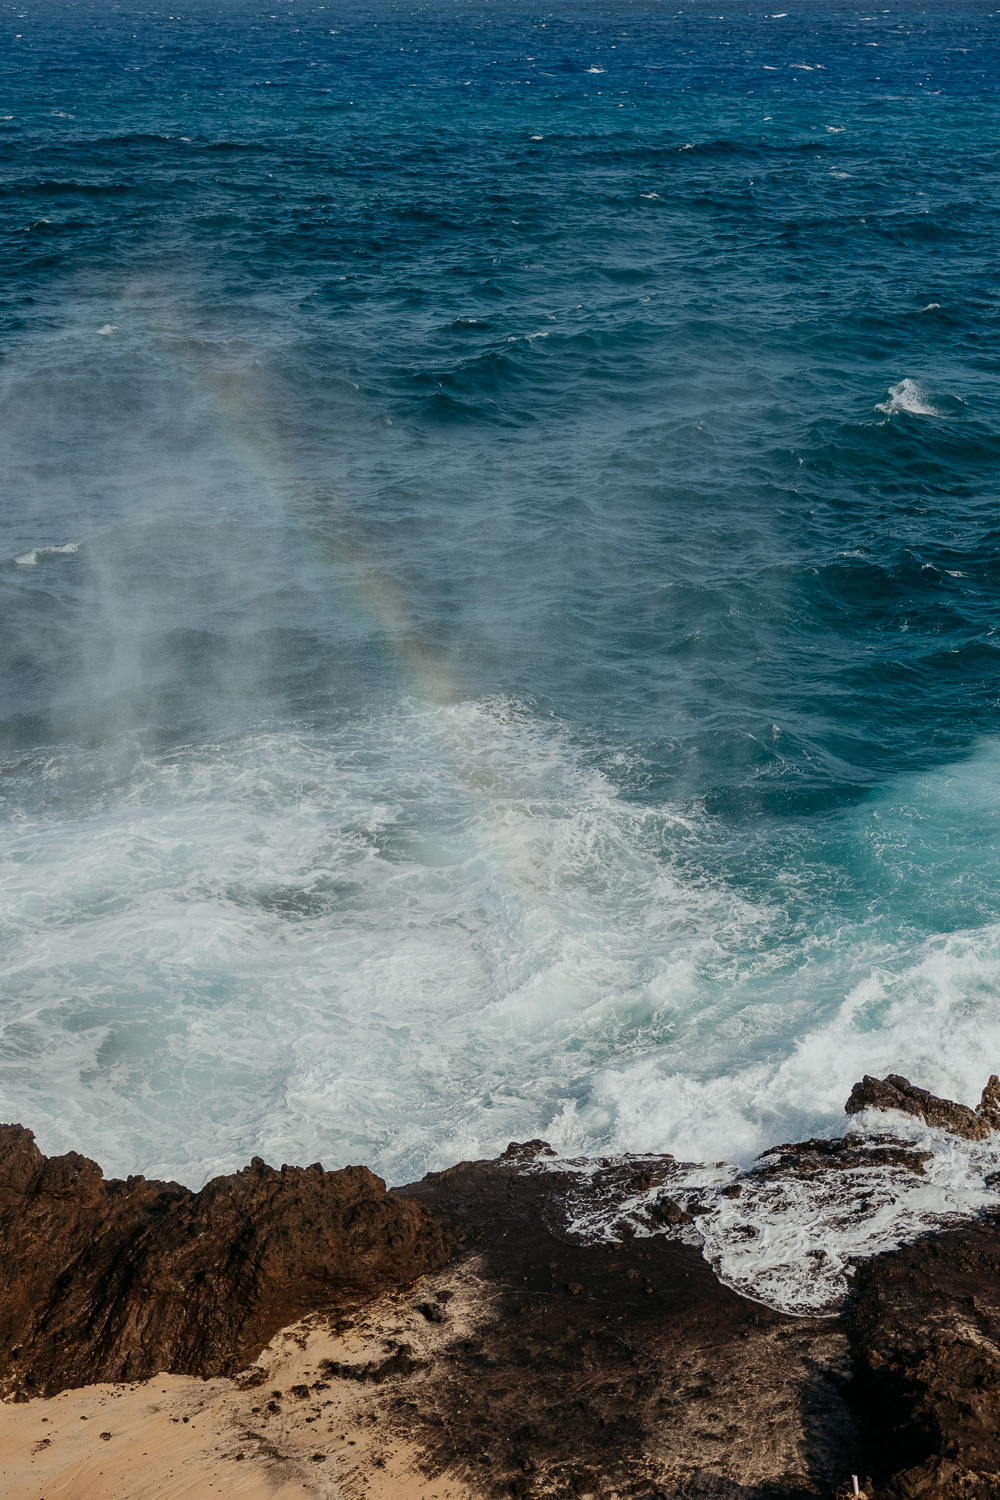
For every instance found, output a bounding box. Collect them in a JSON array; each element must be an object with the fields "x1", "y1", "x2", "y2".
[{"x1": 2, "y1": 0, "x2": 1000, "y2": 1191}]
